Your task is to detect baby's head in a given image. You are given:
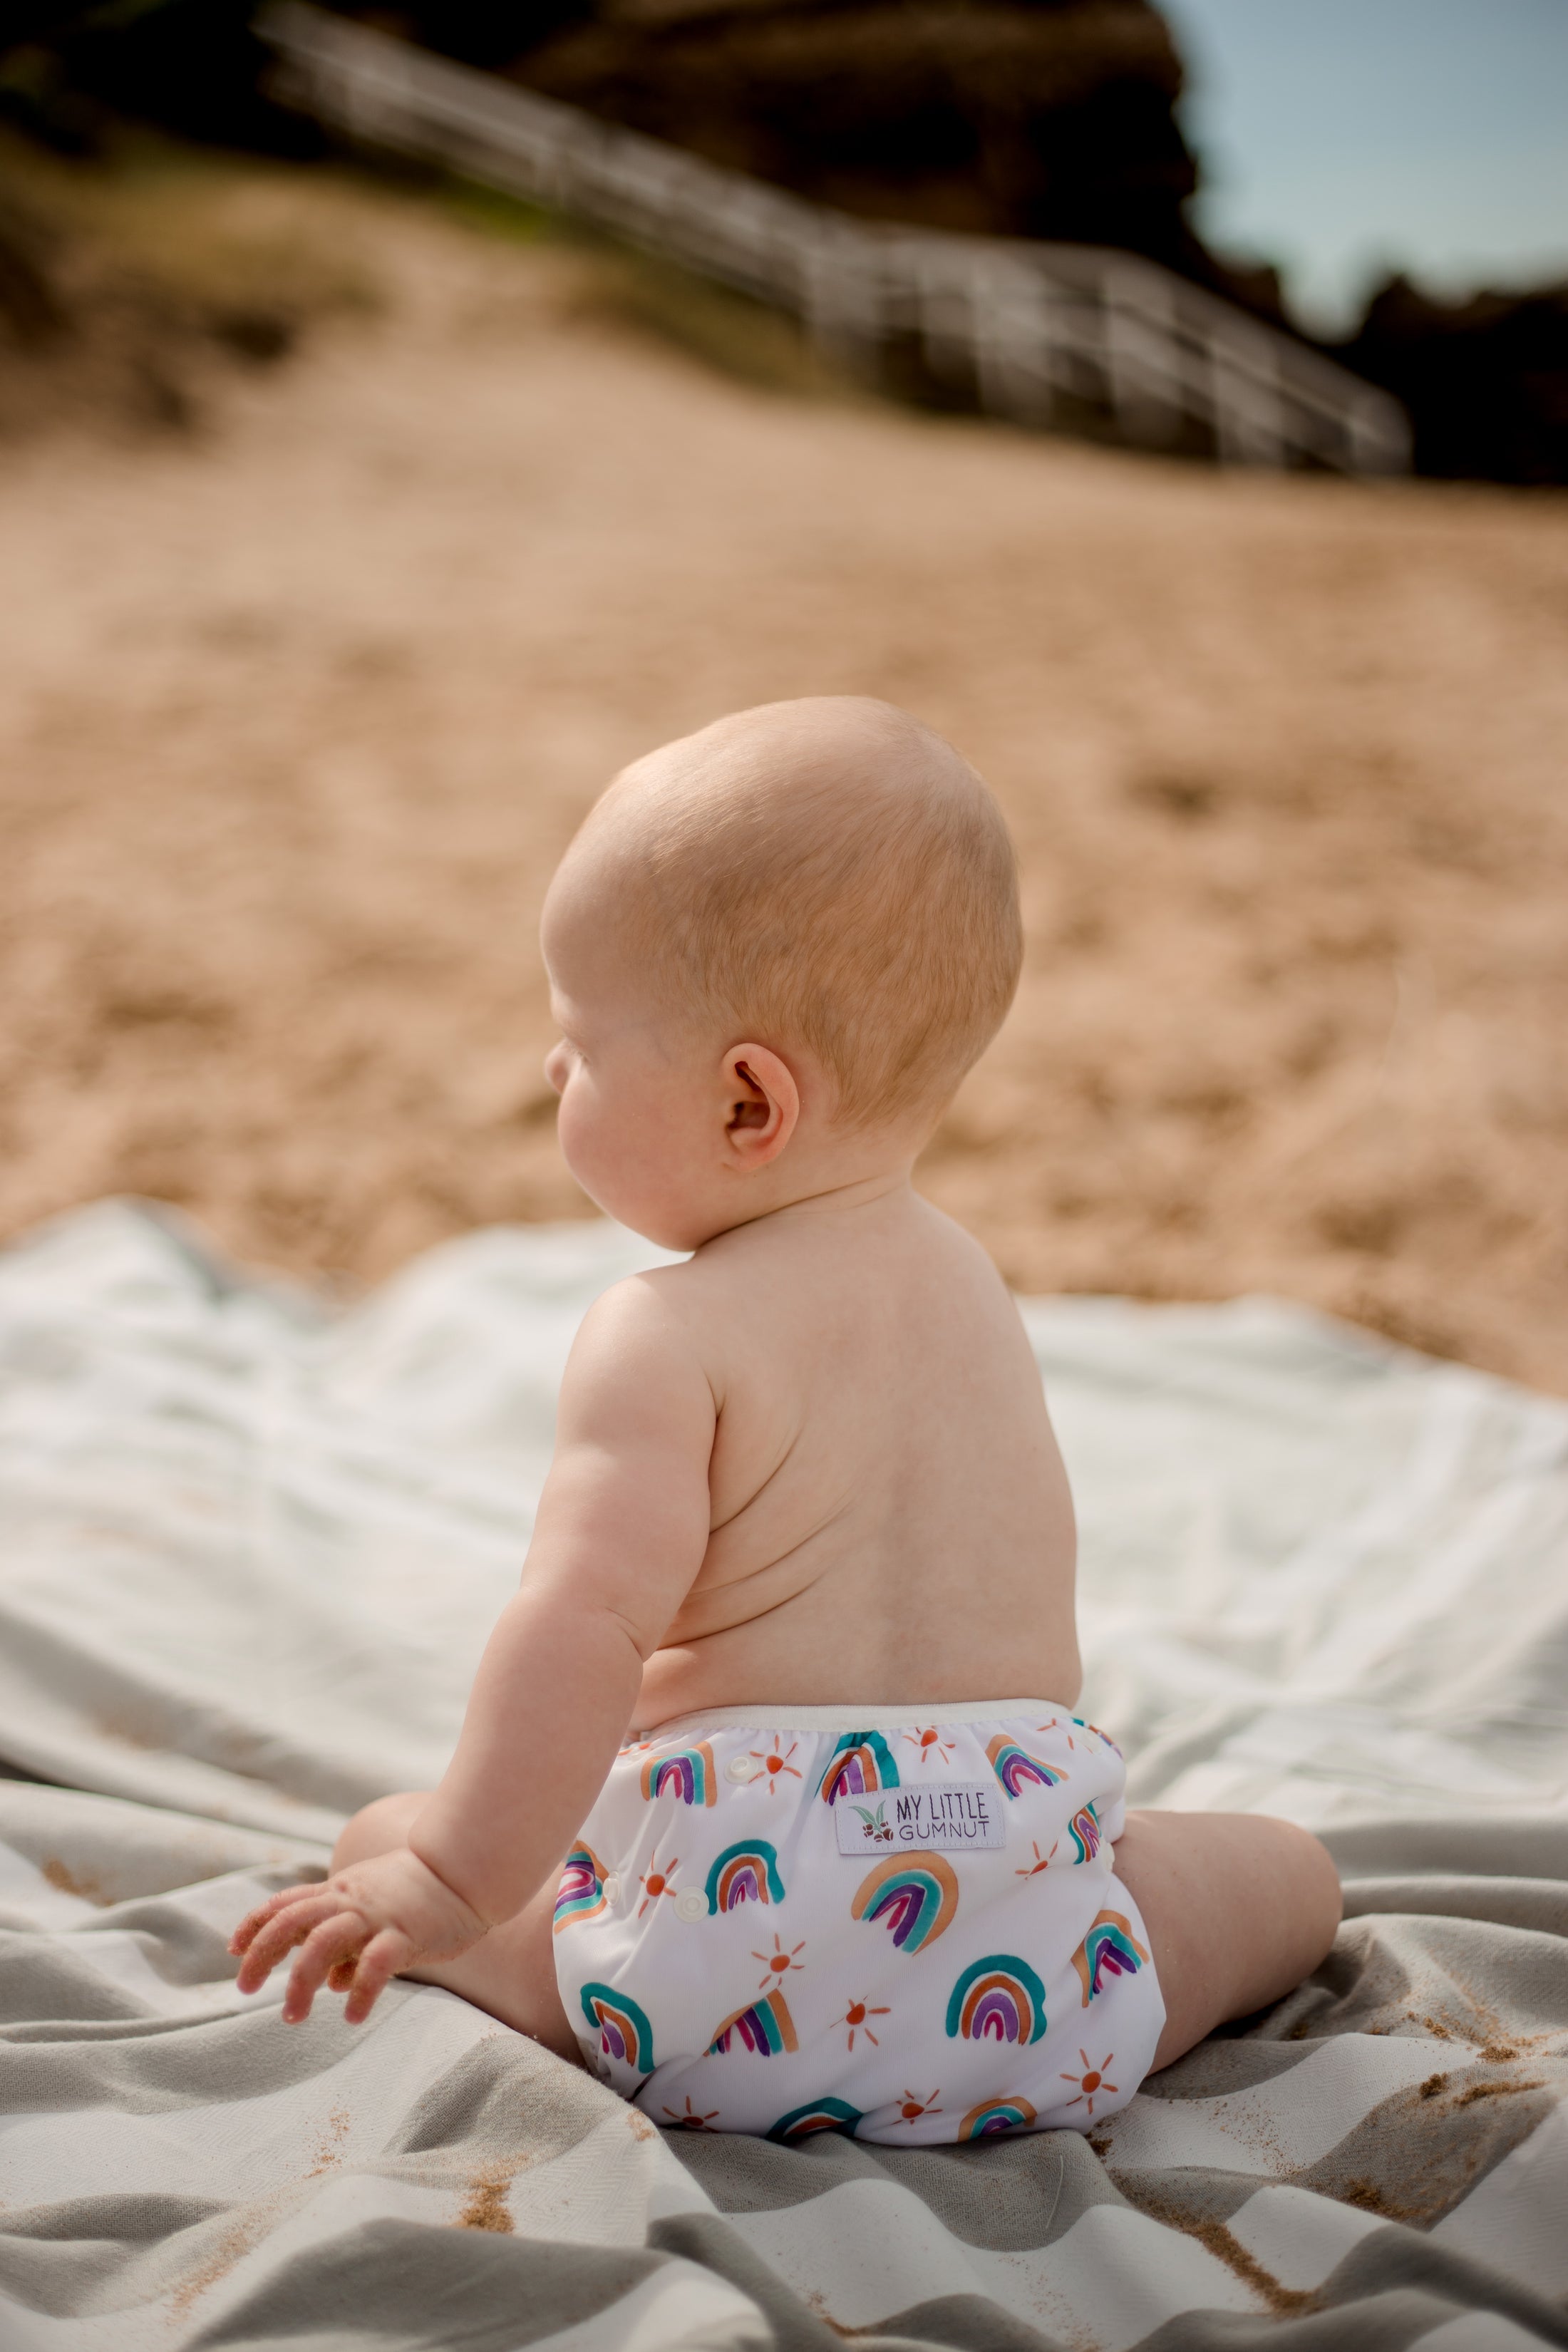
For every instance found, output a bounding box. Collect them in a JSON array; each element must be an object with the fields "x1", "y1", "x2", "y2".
[{"x1": 541, "y1": 696, "x2": 1021, "y2": 1247}]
